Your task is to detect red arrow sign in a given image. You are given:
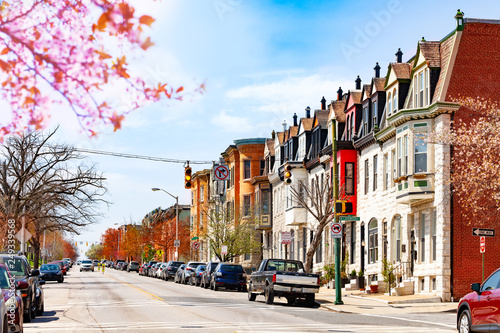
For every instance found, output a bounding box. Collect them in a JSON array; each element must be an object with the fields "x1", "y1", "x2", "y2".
[{"x1": 480, "y1": 236, "x2": 485, "y2": 253}]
